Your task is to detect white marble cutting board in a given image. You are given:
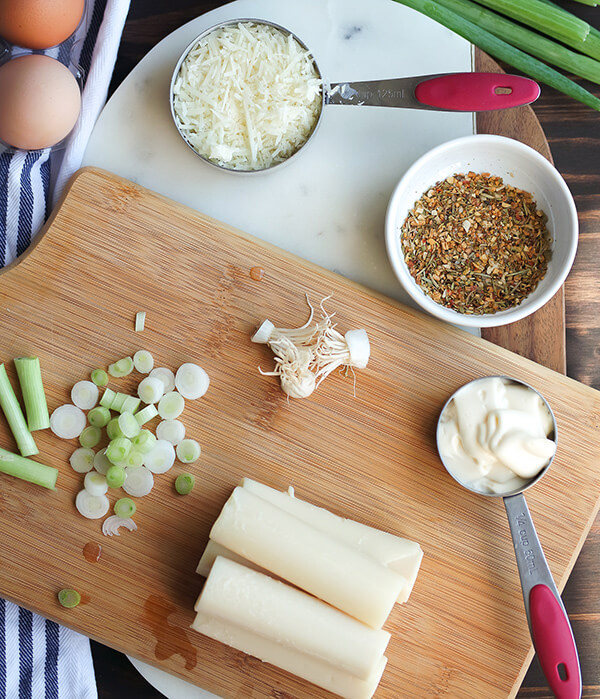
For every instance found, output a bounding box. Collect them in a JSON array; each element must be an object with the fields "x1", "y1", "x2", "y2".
[{"x1": 82, "y1": 0, "x2": 474, "y2": 696}]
